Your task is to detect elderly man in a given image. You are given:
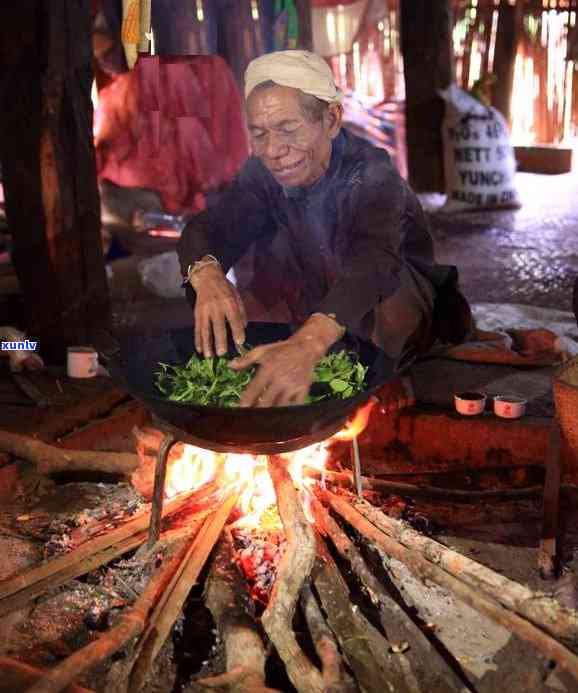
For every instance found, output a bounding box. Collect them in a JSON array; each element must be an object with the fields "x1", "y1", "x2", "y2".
[{"x1": 178, "y1": 50, "x2": 469, "y2": 407}]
